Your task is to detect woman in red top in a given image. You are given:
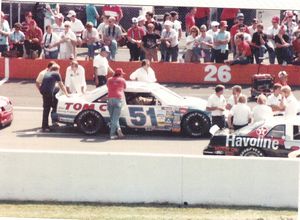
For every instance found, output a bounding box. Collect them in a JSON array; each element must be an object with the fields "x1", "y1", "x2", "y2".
[{"x1": 107, "y1": 68, "x2": 127, "y2": 139}]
